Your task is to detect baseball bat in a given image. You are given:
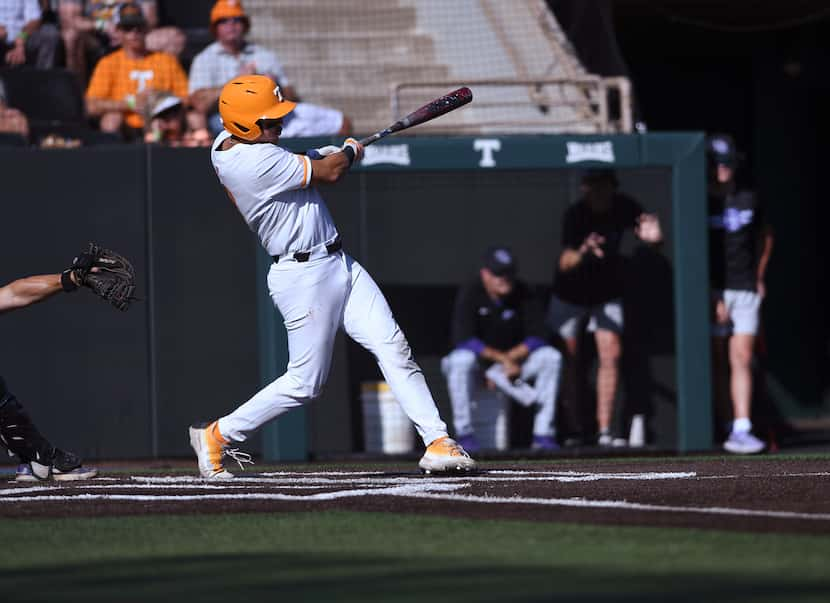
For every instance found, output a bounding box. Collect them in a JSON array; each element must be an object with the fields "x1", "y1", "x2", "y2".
[{"x1": 358, "y1": 87, "x2": 473, "y2": 147}]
